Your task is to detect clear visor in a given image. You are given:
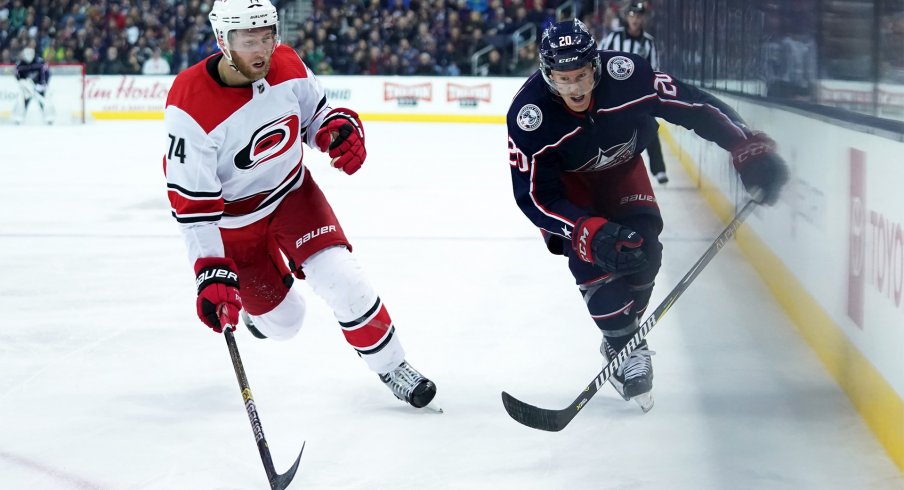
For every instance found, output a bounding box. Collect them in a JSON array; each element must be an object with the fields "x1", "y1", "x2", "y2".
[
  {"x1": 548, "y1": 66, "x2": 597, "y2": 98},
  {"x1": 224, "y1": 27, "x2": 278, "y2": 58}
]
